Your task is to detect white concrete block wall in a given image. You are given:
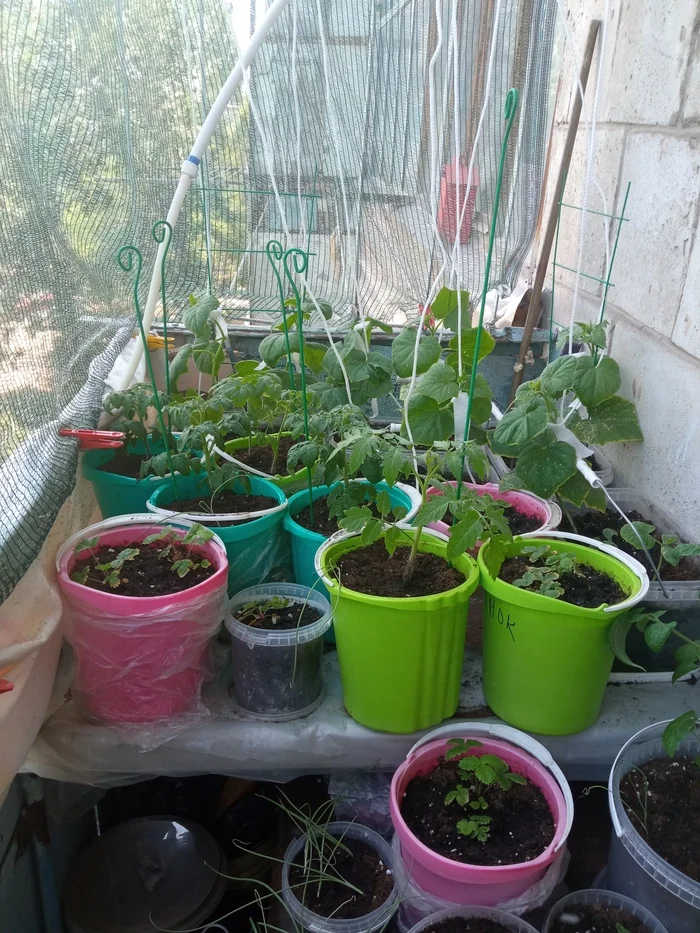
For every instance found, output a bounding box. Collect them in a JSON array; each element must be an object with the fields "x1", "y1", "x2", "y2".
[{"x1": 545, "y1": 0, "x2": 700, "y2": 533}]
